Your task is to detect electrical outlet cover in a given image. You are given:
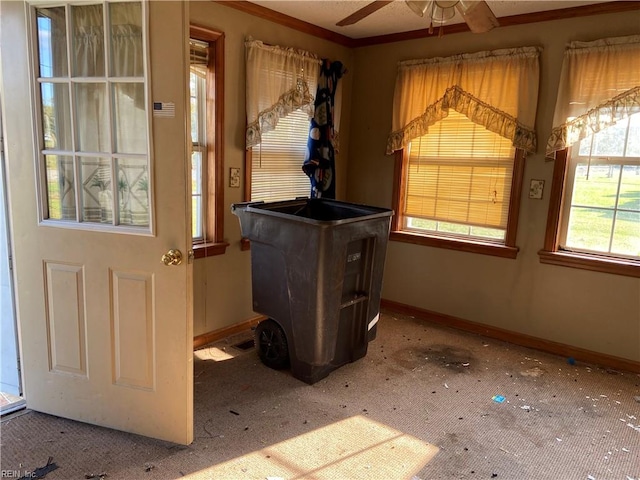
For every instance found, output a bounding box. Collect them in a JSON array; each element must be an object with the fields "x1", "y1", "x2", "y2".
[
  {"x1": 529, "y1": 179, "x2": 544, "y2": 199},
  {"x1": 229, "y1": 167, "x2": 240, "y2": 188}
]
